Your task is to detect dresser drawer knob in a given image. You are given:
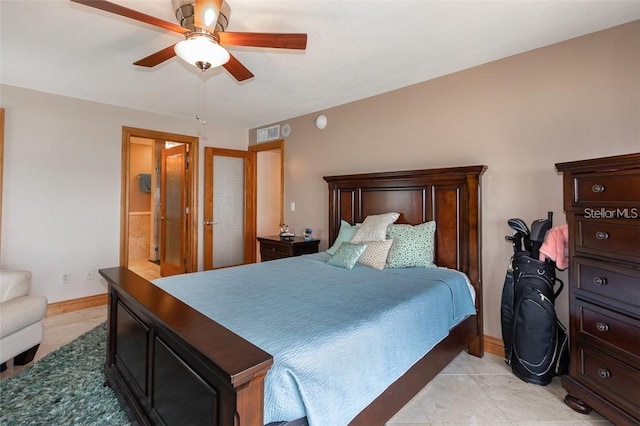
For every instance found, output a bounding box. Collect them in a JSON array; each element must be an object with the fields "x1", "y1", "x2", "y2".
[
  {"x1": 591, "y1": 184, "x2": 606, "y2": 193},
  {"x1": 593, "y1": 276, "x2": 608, "y2": 286},
  {"x1": 597, "y1": 368, "x2": 611, "y2": 378},
  {"x1": 595, "y1": 231, "x2": 609, "y2": 240},
  {"x1": 596, "y1": 322, "x2": 609, "y2": 332},
  {"x1": 271, "y1": 247, "x2": 276, "y2": 252}
]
